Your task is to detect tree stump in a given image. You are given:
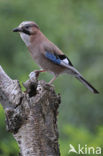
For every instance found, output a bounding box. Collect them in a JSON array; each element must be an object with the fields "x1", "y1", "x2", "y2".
[{"x1": 0, "y1": 66, "x2": 61, "y2": 156}]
